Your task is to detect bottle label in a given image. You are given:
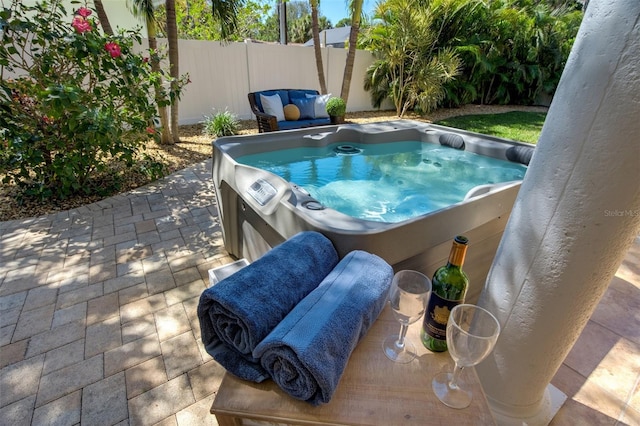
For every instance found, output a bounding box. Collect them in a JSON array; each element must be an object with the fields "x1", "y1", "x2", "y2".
[{"x1": 423, "y1": 293, "x2": 462, "y2": 341}]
